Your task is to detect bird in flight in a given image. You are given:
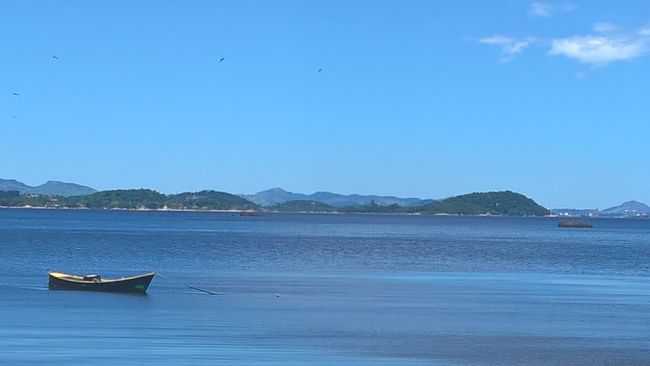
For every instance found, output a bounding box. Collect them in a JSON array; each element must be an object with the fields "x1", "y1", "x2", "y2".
[
  {"x1": 218, "y1": 57, "x2": 225, "y2": 63},
  {"x1": 12, "y1": 92, "x2": 20, "y2": 96},
  {"x1": 52, "y1": 55, "x2": 59, "y2": 60},
  {"x1": 317, "y1": 68, "x2": 323, "y2": 73}
]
